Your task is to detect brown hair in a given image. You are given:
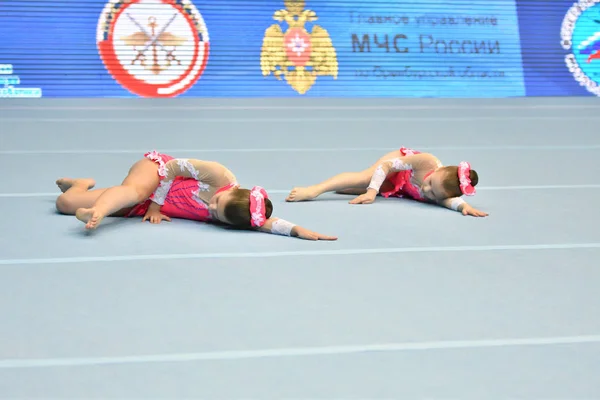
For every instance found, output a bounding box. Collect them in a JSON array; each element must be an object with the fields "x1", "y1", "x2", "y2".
[
  {"x1": 223, "y1": 188, "x2": 273, "y2": 228},
  {"x1": 440, "y1": 166, "x2": 479, "y2": 198}
]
